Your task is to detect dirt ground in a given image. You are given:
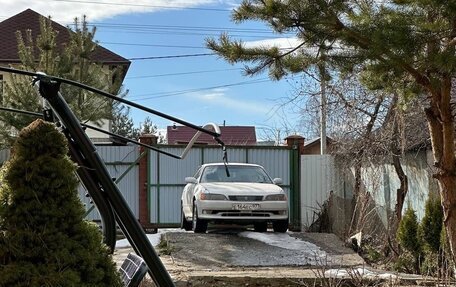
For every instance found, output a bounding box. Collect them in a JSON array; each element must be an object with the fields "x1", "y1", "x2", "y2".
[{"x1": 113, "y1": 228, "x2": 437, "y2": 287}]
